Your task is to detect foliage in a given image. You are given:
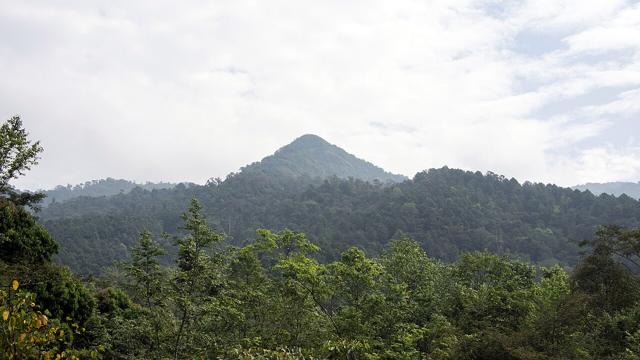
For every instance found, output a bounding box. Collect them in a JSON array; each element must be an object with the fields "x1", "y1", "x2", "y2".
[
  {"x1": 0, "y1": 280, "x2": 94, "y2": 360},
  {"x1": 0, "y1": 197, "x2": 58, "y2": 264},
  {"x1": 9, "y1": 193, "x2": 640, "y2": 359},
  {"x1": 6, "y1": 120, "x2": 640, "y2": 359},
  {"x1": 40, "y1": 167, "x2": 640, "y2": 275},
  {"x1": 0, "y1": 116, "x2": 45, "y2": 208},
  {"x1": 171, "y1": 198, "x2": 226, "y2": 358}
]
